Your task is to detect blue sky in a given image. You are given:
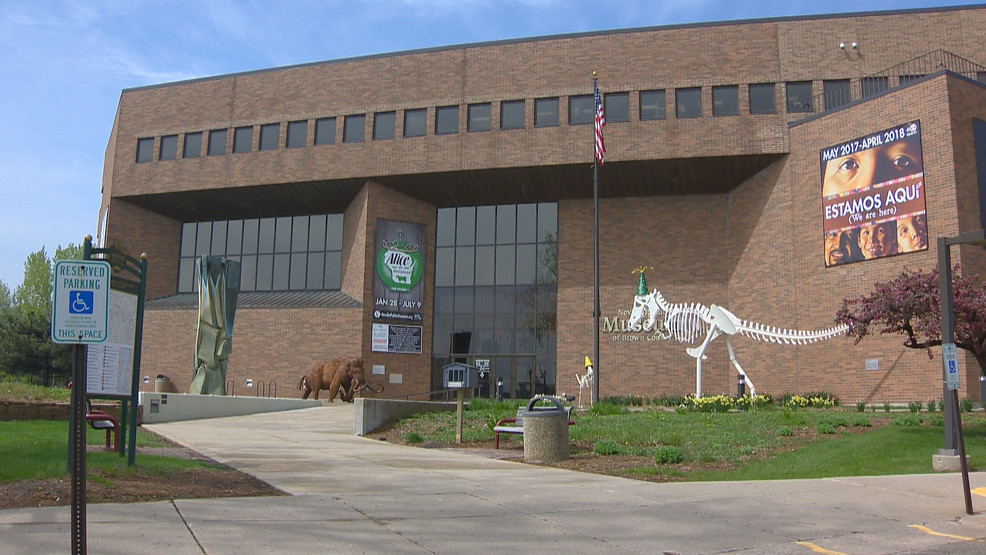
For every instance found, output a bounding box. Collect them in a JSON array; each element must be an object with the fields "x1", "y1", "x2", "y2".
[{"x1": 0, "y1": 0, "x2": 981, "y2": 291}]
